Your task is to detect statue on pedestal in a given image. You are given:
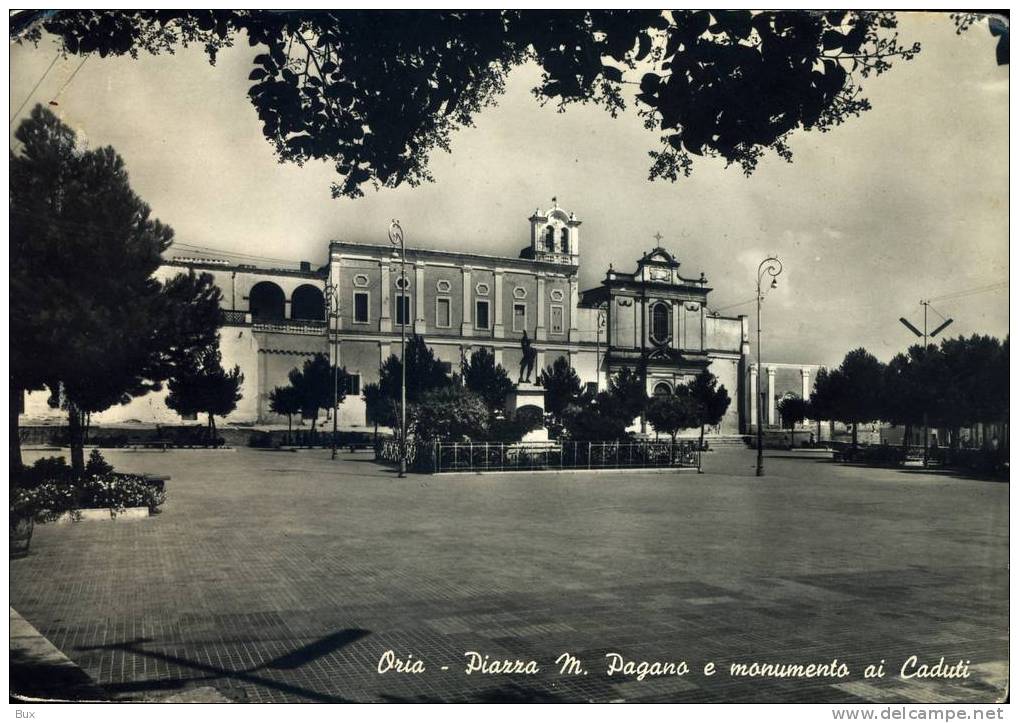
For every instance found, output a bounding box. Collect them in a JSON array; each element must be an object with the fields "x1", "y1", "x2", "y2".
[{"x1": 518, "y1": 330, "x2": 537, "y2": 383}]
